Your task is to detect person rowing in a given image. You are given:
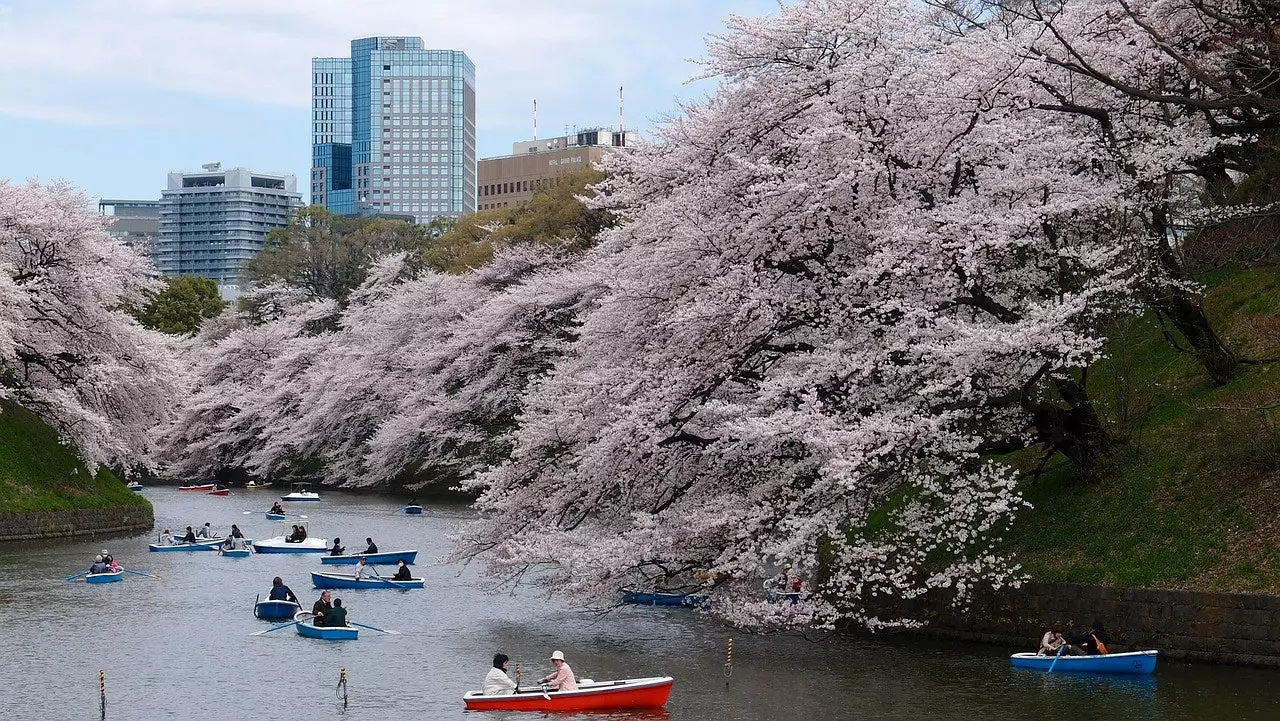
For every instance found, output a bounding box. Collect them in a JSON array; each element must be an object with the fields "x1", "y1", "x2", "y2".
[
  {"x1": 269, "y1": 501, "x2": 284, "y2": 515},
  {"x1": 541, "y1": 650, "x2": 578, "y2": 691},
  {"x1": 180, "y1": 526, "x2": 197, "y2": 544},
  {"x1": 329, "y1": 537, "x2": 345, "y2": 556},
  {"x1": 353, "y1": 557, "x2": 377, "y2": 581},
  {"x1": 196, "y1": 522, "x2": 213, "y2": 539},
  {"x1": 269, "y1": 576, "x2": 298, "y2": 604}
]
